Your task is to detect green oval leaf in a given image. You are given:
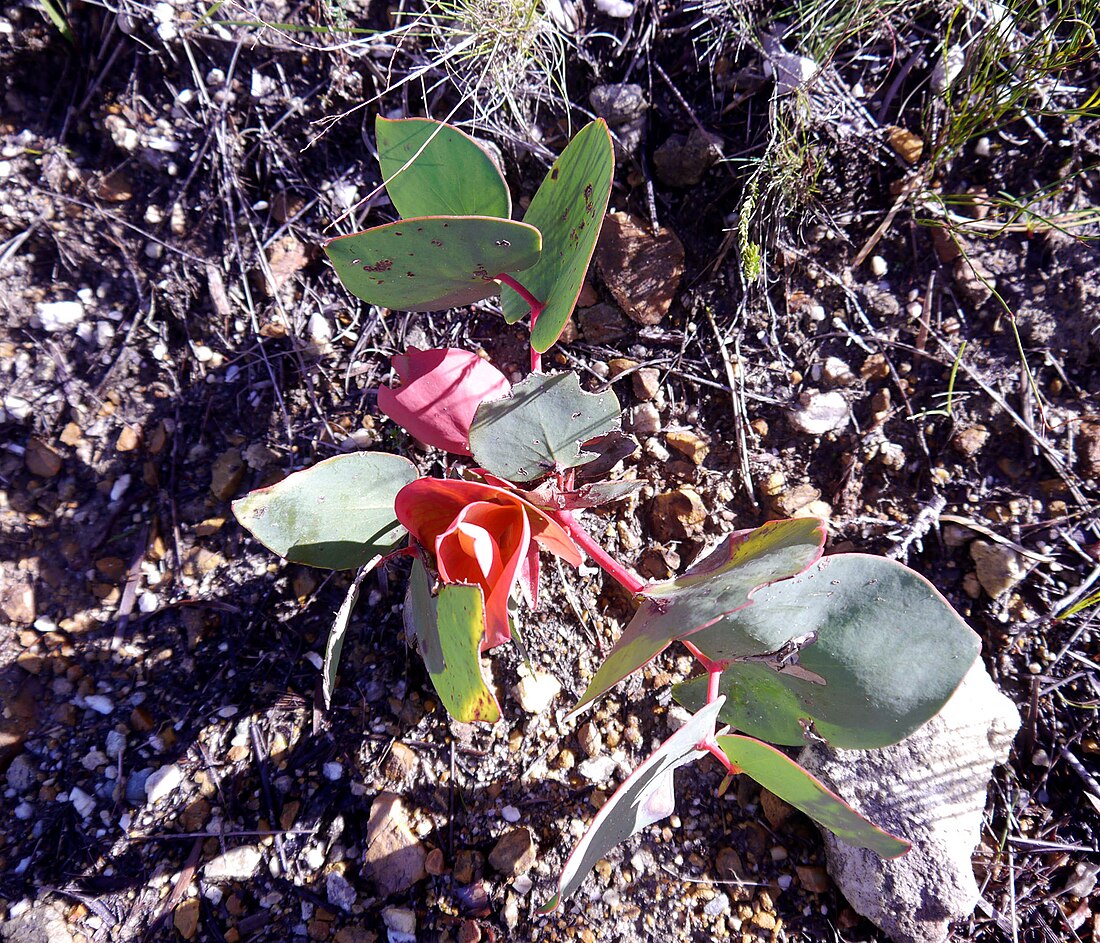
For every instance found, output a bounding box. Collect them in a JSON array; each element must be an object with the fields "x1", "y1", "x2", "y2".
[
  {"x1": 325, "y1": 216, "x2": 541, "y2": 312},
  {"x1": 376, "y1": 116, "x2": 511, "y2": 219},
  {"x1": 540, "y1": 698, "x2": 724, "y2": 913},
  {"x1": 674, "y1": 554, "x2": 981, "y2": 749},
  {"x1": 571, "y1": 519, "x2": 826, "y2": 716},
  {"x1": 469, "y1": 371, "x2": 621, "y2": 483},
  {"x1": 231, "y1": 452, "x2": 418, "y2": 569},
  {"x1": 404, "y1": 560, "x2": 501, "y2": 724},
  {"x1": 718, "y1": 735, "x2": 910, "y2": 858},
  {"x1": 501, "y1": 119, "x2": 614, "y2": 352}
]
